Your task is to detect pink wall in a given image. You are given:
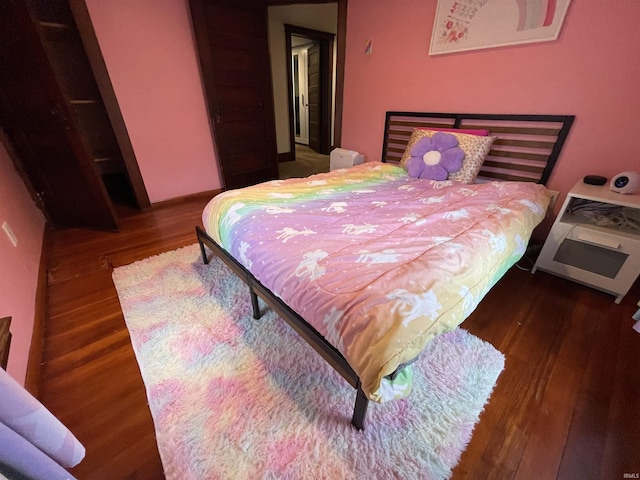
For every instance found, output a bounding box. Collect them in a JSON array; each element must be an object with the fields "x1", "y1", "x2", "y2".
[
  {"x1": 0, "y1": 140, "x2": 45, "y2": 384},
  {"x1": 84, "y1": 0, "x2": 222, "y2": 203},
  {"x1": 342, "y1": 0, "x2": 640, "y2": 207}
]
